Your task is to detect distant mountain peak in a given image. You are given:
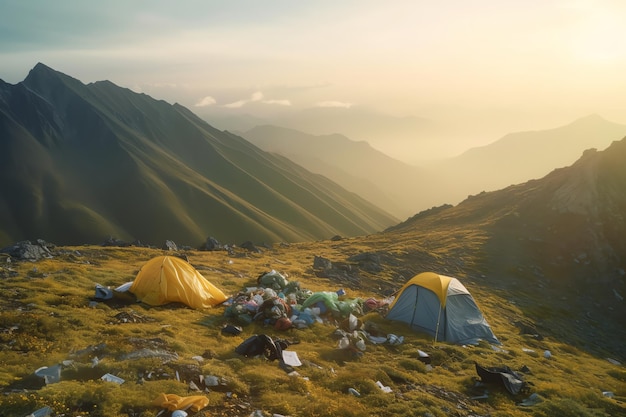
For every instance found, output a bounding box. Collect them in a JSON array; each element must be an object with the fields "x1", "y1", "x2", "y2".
[
  {"x1": 27, "y1": 62, "x2": 57, "y2": 78},
  {"x1": 569, "y1": 113, "x2": 608, "y2": 126},
  {"x1": 23, "y1": 62, "x2": 80, "y2": 89}
]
